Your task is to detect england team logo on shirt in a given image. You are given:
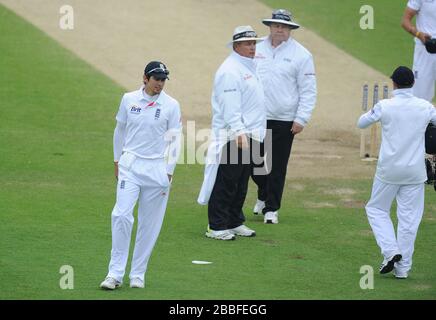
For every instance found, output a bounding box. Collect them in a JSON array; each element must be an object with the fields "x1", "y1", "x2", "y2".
[{"x1": 155, "y1": 108, "x2": 161, "y2": 120}]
